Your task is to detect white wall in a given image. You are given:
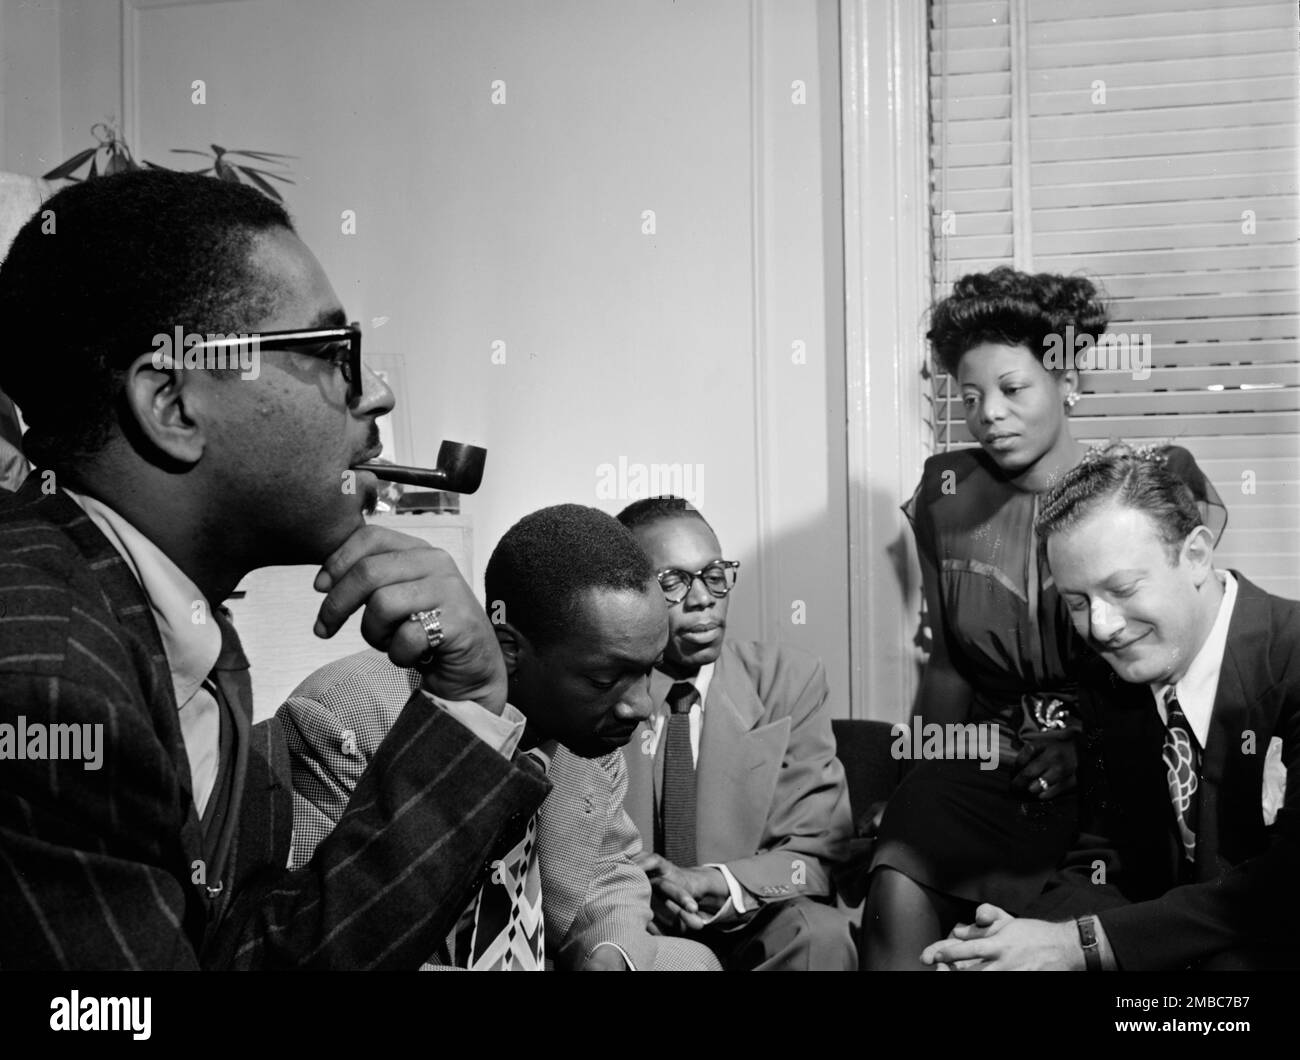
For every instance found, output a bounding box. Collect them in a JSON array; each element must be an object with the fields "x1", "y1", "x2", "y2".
[
  {"x1": 6, "y1": 0, "x2": 860, "y2": 716},
  {"x1": 0, "y1": 0, "x2": 62, "y2": 174}
]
